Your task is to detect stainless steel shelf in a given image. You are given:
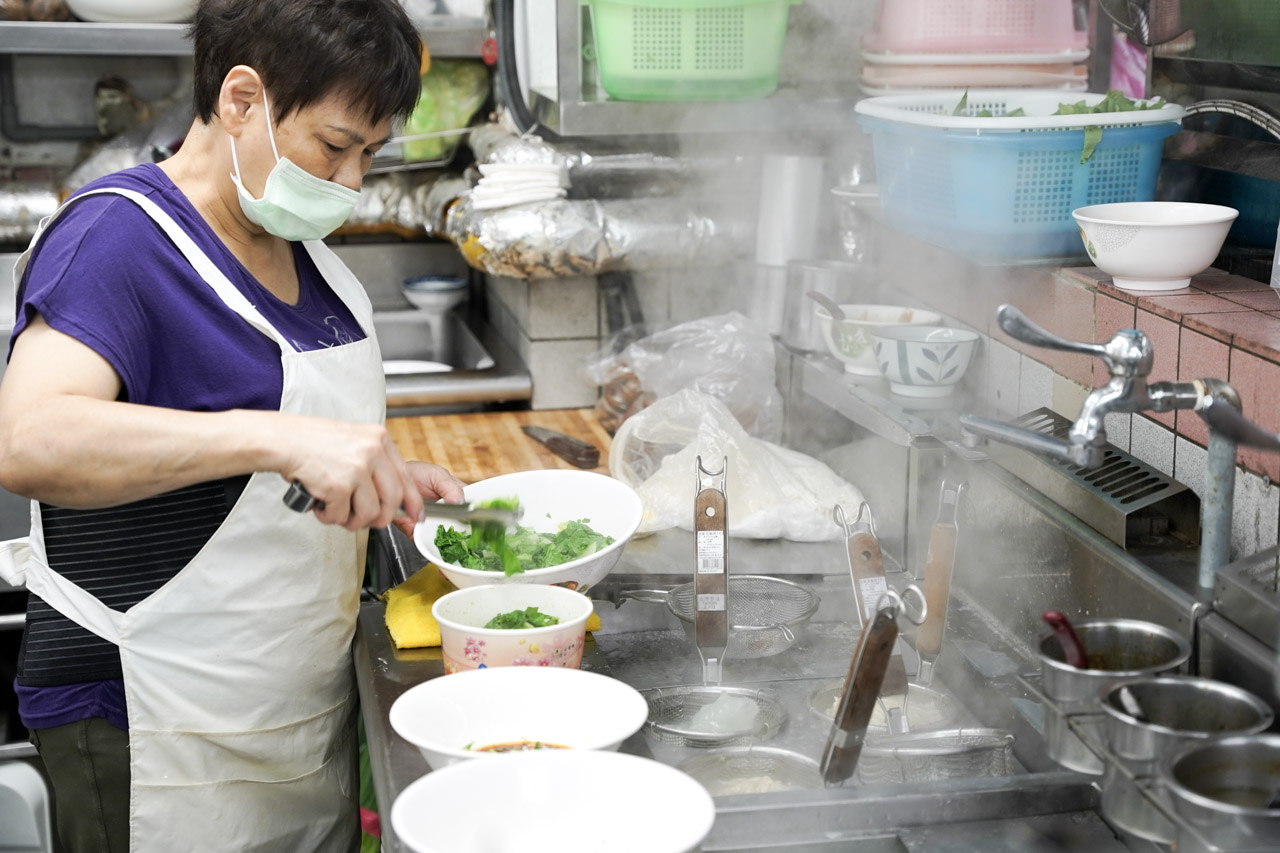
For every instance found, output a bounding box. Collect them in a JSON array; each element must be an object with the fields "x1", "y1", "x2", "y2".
[
  {"x1": 537, "y1": 0, "x2": 856, "y2": 137},
  {"x1": 0, "y1": 17, "x2": 487, "y2": 57}
]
